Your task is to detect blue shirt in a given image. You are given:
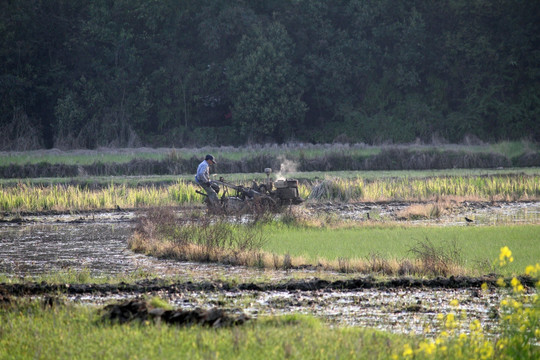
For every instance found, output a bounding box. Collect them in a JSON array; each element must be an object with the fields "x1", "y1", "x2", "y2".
[{"x1": 195, "y1": 160, "x2": 210, "y2": 184}]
